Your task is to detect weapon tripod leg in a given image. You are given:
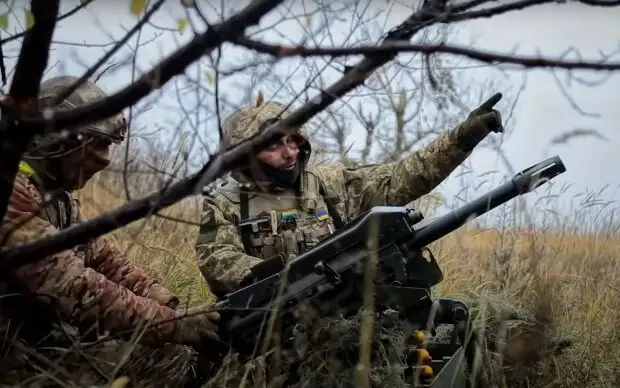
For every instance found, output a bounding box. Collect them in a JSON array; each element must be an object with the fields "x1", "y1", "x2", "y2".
[{"x1": 463, "y1": 326, "x2": 488, "y2": 388}]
